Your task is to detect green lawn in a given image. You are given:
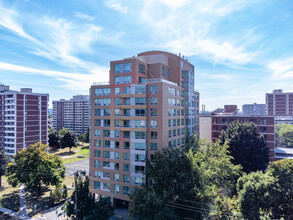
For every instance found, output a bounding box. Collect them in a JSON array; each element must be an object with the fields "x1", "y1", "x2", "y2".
[
  {"x1": 0, "y1": 176, "x2": 20, "y2": 212},
  {"x1": 62, "y1": 146, "x2": 89, "y2": 164}
]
